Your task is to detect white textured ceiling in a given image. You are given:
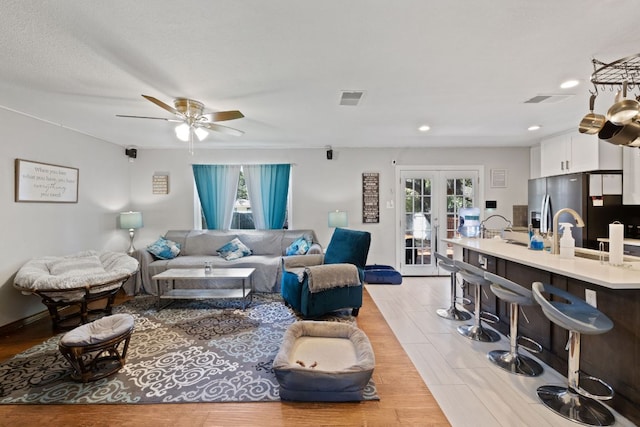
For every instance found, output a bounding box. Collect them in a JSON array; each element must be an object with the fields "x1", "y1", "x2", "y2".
[{"x1": 1, "y1": 0, "x2": 639, "y2": 151}]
